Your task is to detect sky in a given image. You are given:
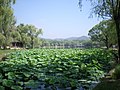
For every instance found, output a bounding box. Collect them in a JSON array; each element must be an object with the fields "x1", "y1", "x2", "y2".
[{"x1": 13, "y1": 0, "x2": 101, "y2": 39}]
